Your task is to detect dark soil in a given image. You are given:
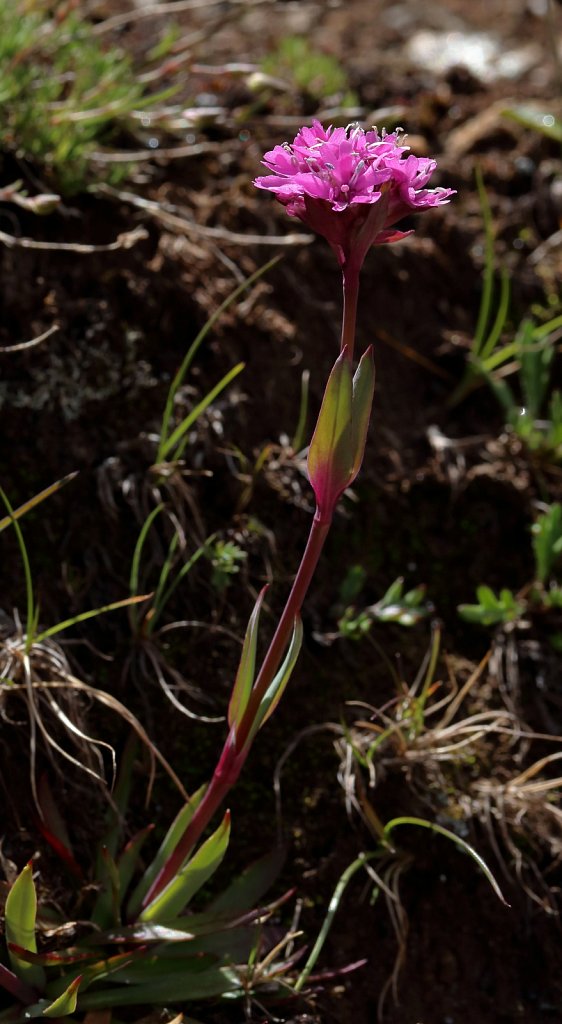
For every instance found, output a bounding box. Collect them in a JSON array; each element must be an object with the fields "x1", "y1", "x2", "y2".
[{"x1": 1, "y1": 2, "x2": 562, "y2": 1023}]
